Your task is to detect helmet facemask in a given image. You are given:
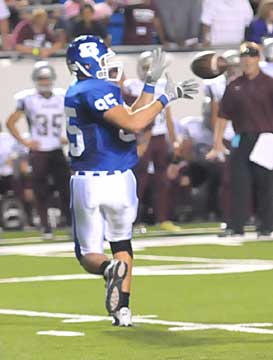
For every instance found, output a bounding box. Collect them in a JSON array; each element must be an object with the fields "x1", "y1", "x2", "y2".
[{"x1": 96, "y1": 49, "x2": 123, "y2": 82}]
